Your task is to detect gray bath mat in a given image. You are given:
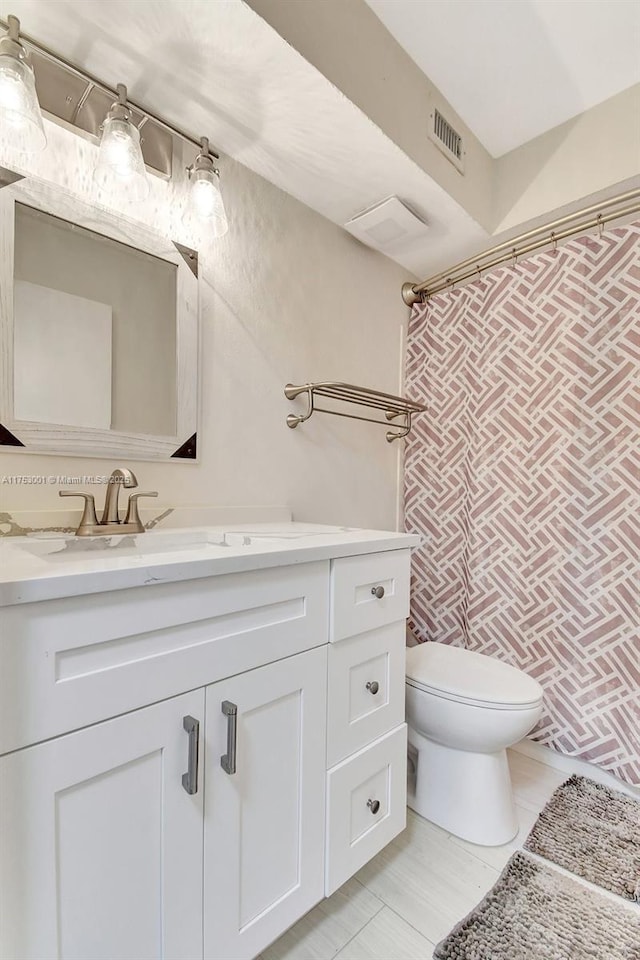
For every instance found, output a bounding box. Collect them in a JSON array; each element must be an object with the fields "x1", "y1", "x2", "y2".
[
  {"x1": 433, "y1": 851, "x2": 640, "y2": 960},
  {"x1": 524, "y1": 774, "x2": 640, "y2": 901}
]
